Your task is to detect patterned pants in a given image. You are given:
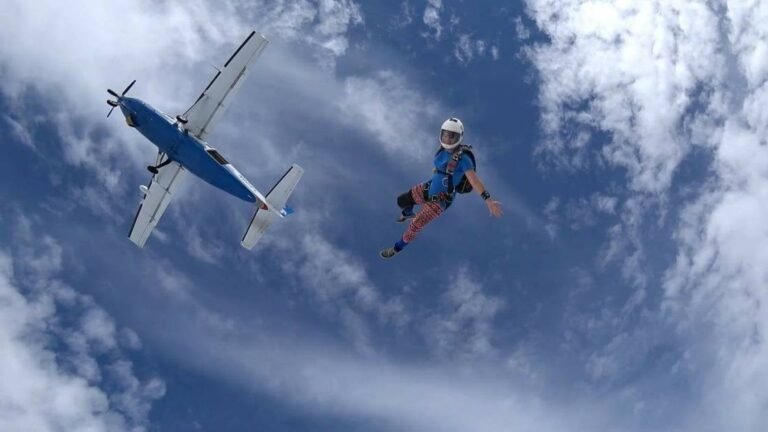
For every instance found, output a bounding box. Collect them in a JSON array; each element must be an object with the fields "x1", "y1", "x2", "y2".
[{"x1": 402, "y1": 183, "x2": 445, "y2": 243}]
